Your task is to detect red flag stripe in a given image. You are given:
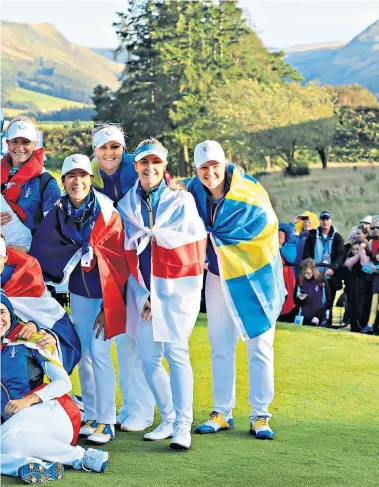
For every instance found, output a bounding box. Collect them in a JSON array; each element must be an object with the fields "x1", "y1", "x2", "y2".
[{"x1": 152, "y1": 238, "x2": 206, "y2": 279}]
